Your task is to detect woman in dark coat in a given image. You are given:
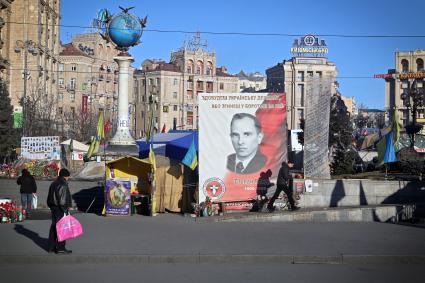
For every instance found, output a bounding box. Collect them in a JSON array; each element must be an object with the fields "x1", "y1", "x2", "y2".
[{"x1": 17, "y1": 169, "x2": 37, "y2": 217}]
